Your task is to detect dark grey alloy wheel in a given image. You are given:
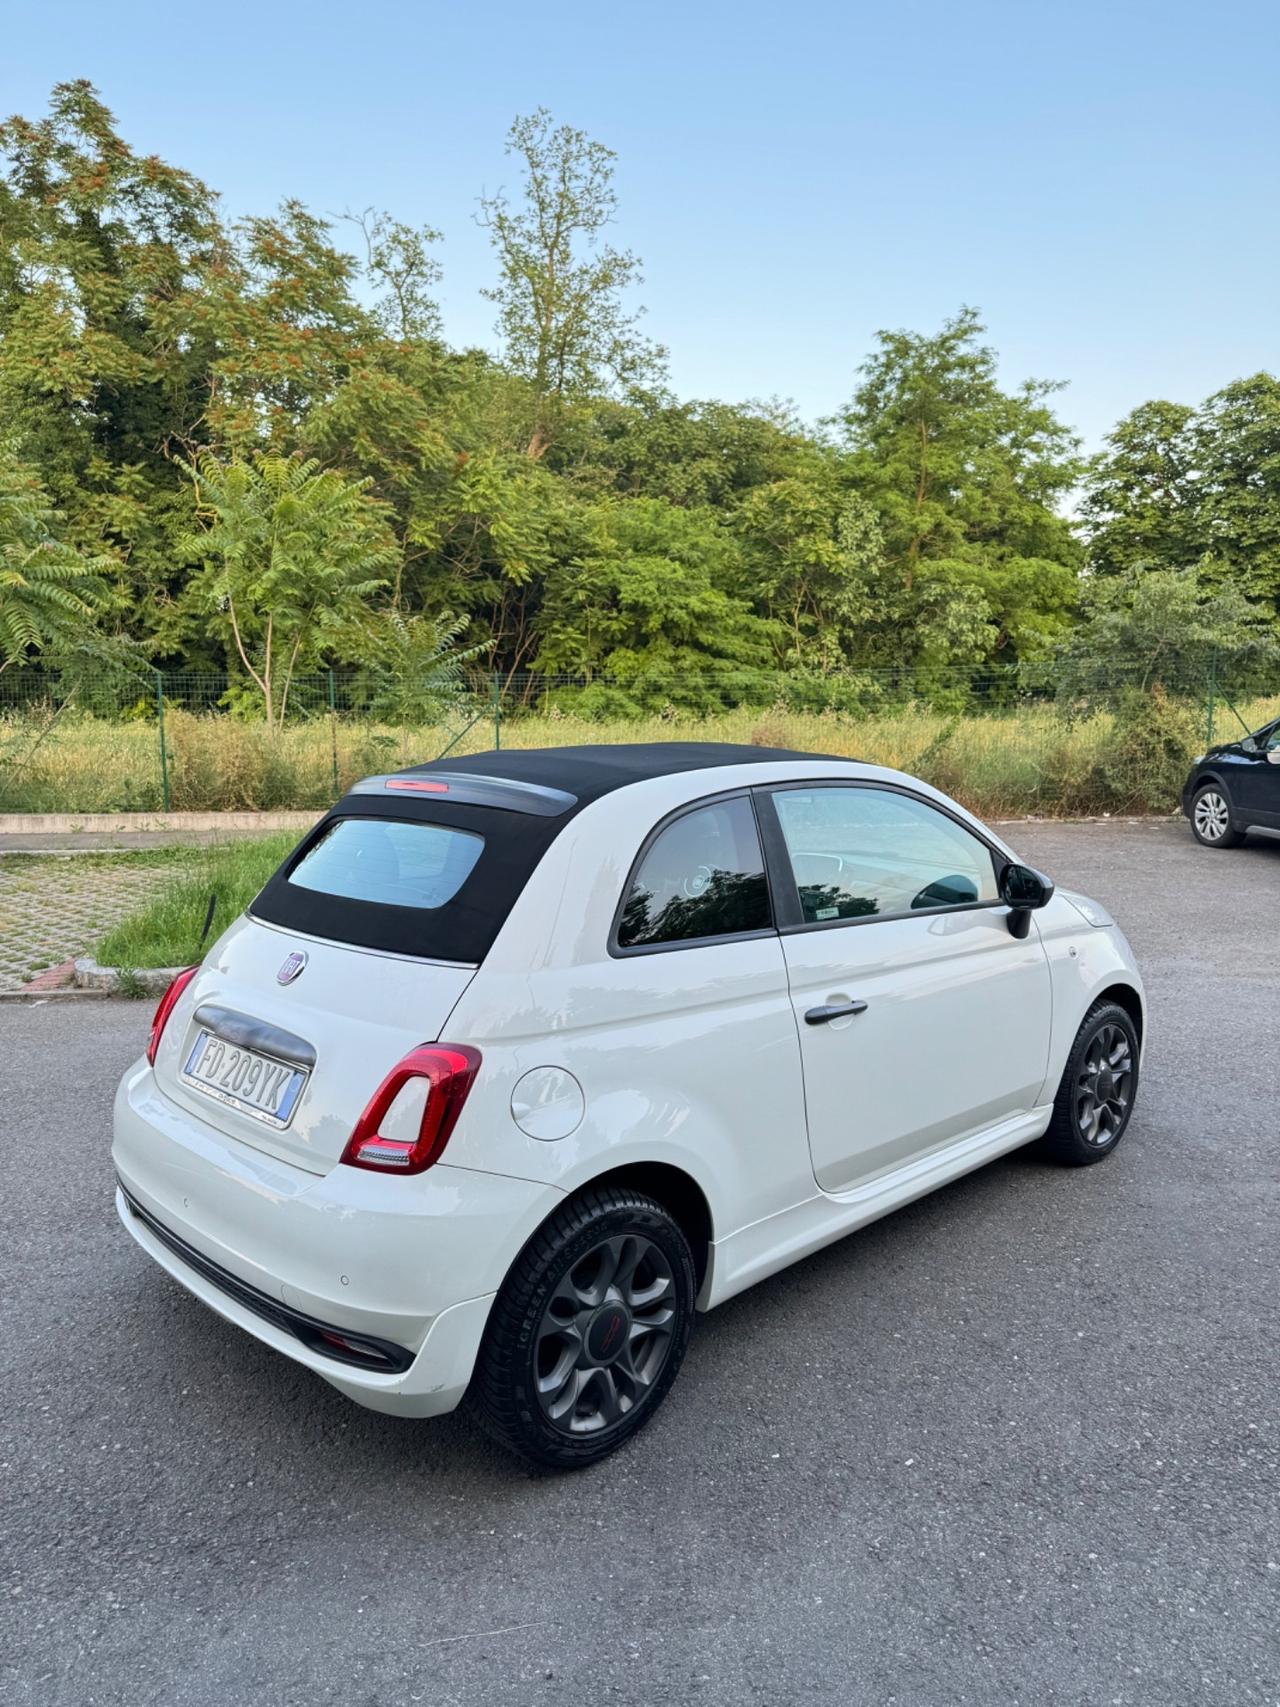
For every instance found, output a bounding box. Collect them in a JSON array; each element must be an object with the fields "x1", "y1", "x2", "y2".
[
  {"x1": 470, "y1": 1186, "x2": 696, "y2": 1469},
  {"x1": 1191, "y1": 784, "x2": 1243, "y2": 848},
  {"x1": 1041, "y1": 999, "x2": 1140, "y2": 1166},
  {"x1": 1074, "y1": 1020, "x2": 1135, "y2": 1148},
  {"x1": 534, "y1": 1233, "x2": 678, "y2": 1434}
]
